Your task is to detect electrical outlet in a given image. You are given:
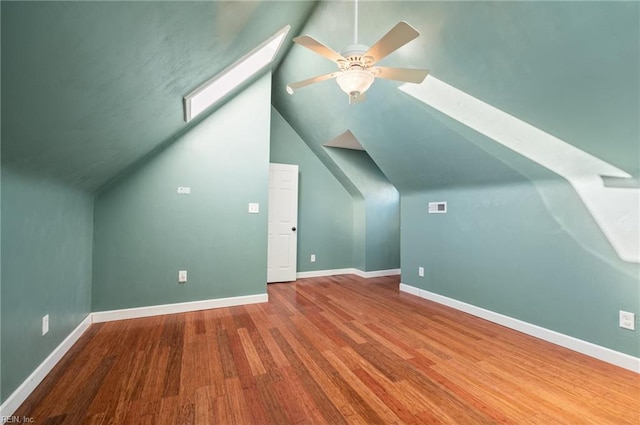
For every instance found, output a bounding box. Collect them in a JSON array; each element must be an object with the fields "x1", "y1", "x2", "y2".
[
  {"x1": 310, "y1": 254, "x2": 316, "y2": 263},
  {"x1": 418, "y1": 267, "x2": 425, "y2": 277},
  {"x1": 178, "y1": 270, "x2": 187, "y2": 283},
  {"x1": 248, "y1": 203, "x2": 260, "y2": 214},
  {"x1": 42, "y1": 314, "x2": 49, "y2": 336},
  {"x1": 619, "y1": 310, "x2": 635, "y2": 330}
]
